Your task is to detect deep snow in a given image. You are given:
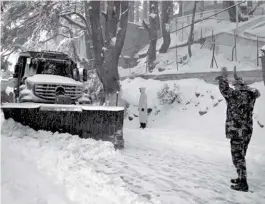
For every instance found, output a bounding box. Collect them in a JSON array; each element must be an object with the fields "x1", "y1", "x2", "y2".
[
  {"x1": 1, "y1": 79, "x2": 265, "y2": 204},
  {"x1": 1, "y1": 141, "x2": 75, "y2": 204}
]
